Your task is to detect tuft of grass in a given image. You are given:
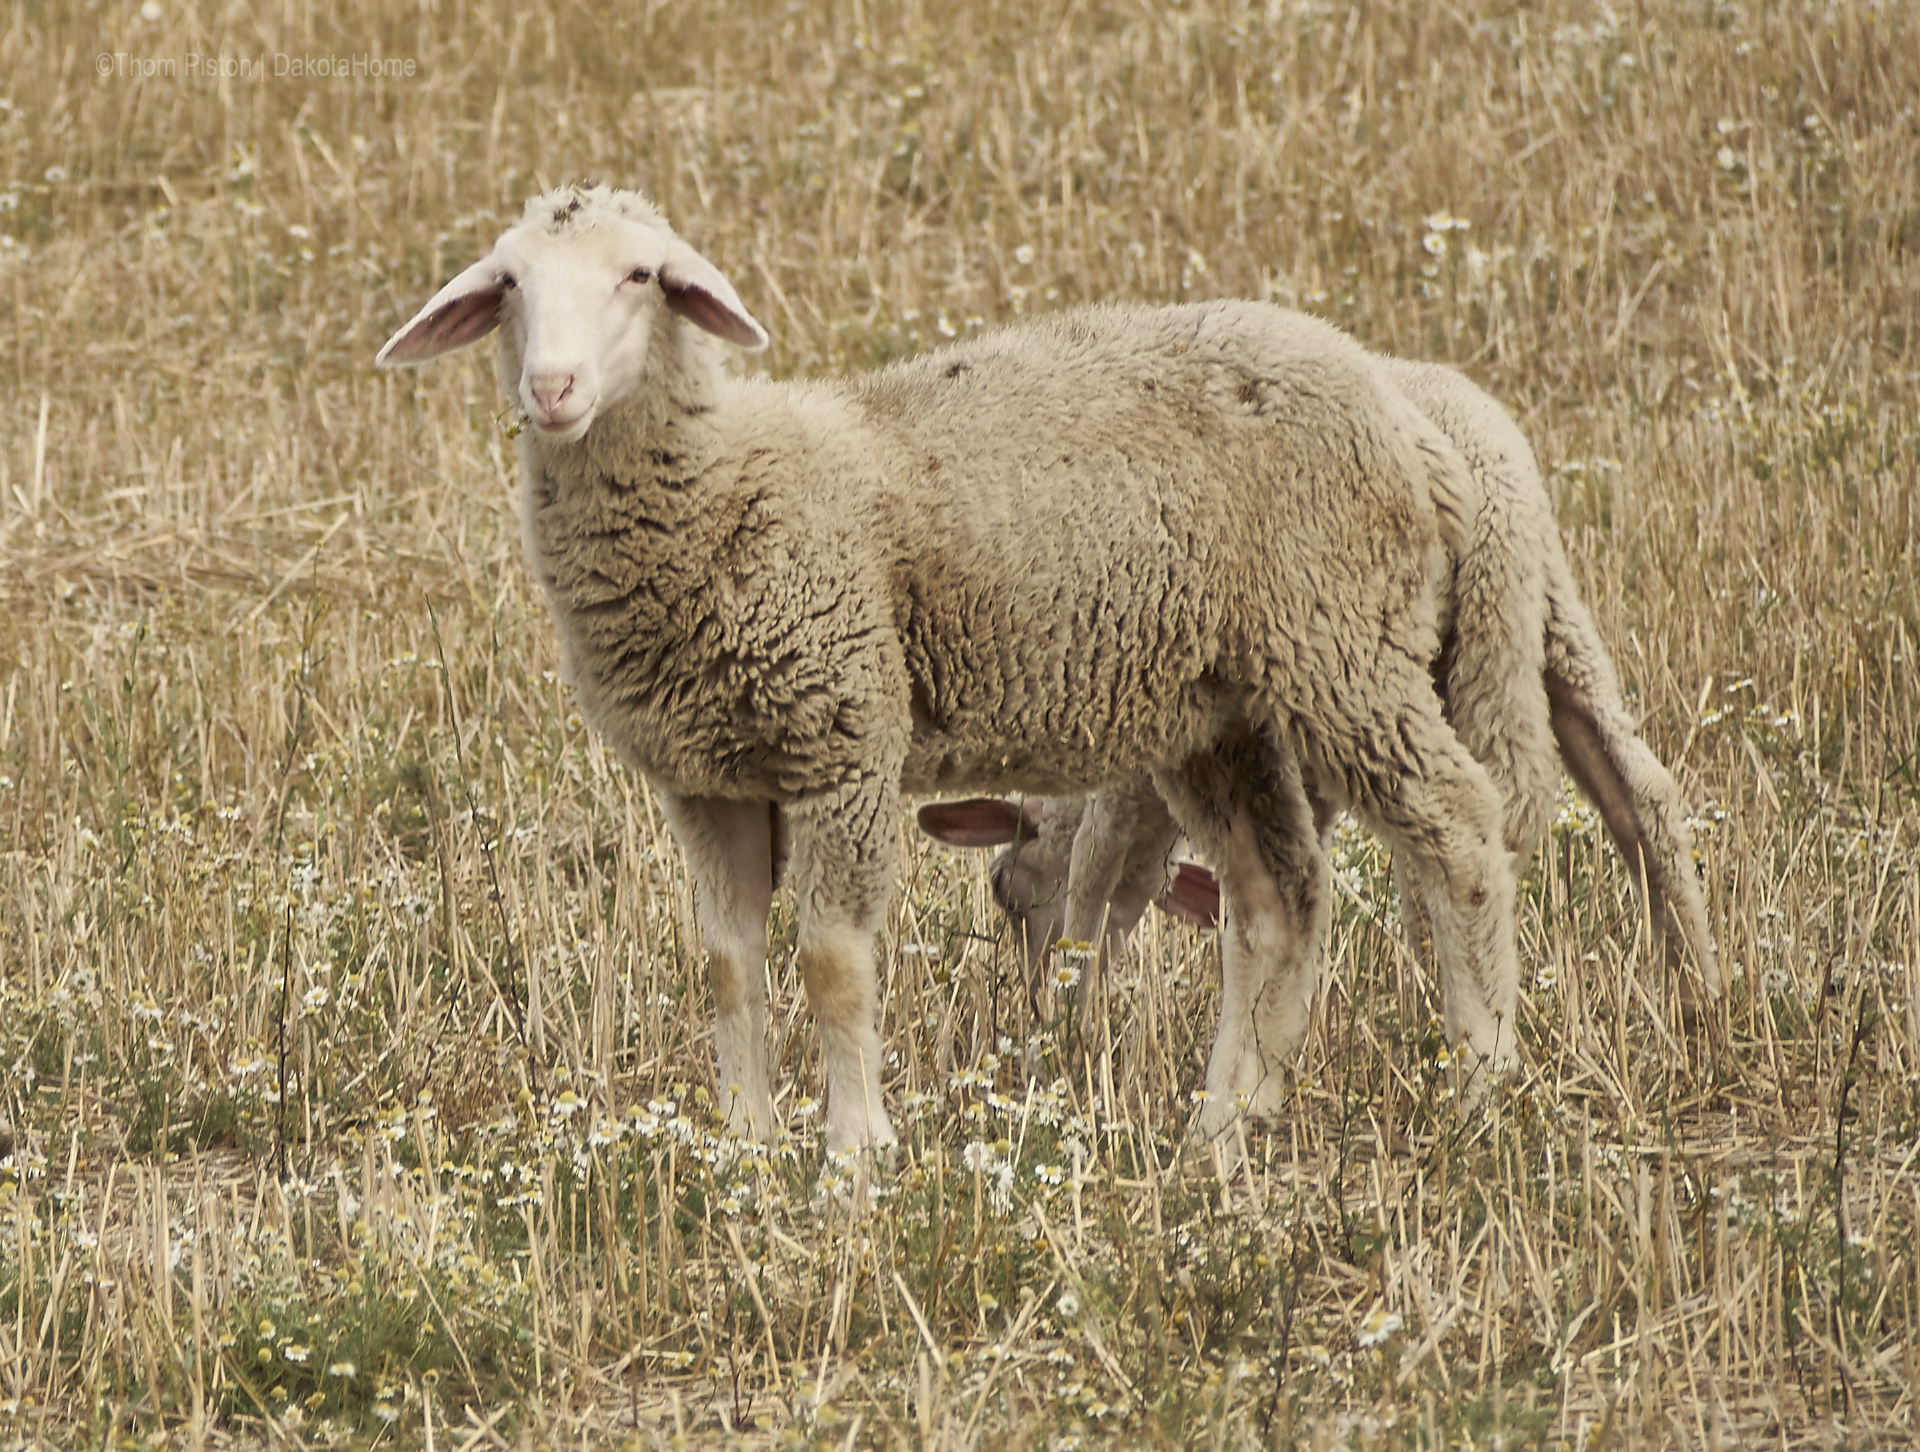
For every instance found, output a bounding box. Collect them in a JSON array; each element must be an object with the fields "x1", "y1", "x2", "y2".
[{"x1": 1, "y1": 0, "x2": 1917, "y2": 1446}]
